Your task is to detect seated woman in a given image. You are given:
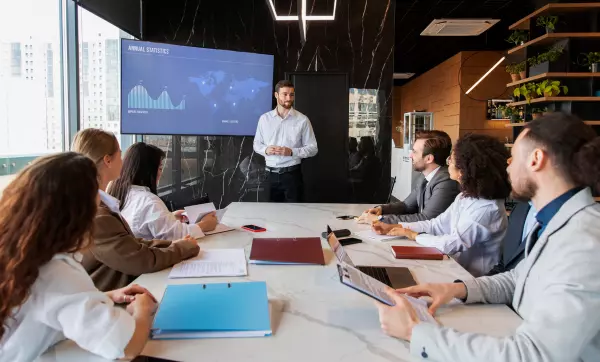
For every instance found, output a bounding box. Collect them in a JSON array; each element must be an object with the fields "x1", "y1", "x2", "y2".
[
  {"x1": 373, "y1": 134, "x2": 510, "y2": 276},
  {"x1": 108, "y1": 142, "x2": 217, "y2": 240},
  {"x1": 72, "y1": 129, "x2": 200, "y2": 292},
  {"x1": 0, "y1": 152, "x2": 156, "y2": 361}
]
